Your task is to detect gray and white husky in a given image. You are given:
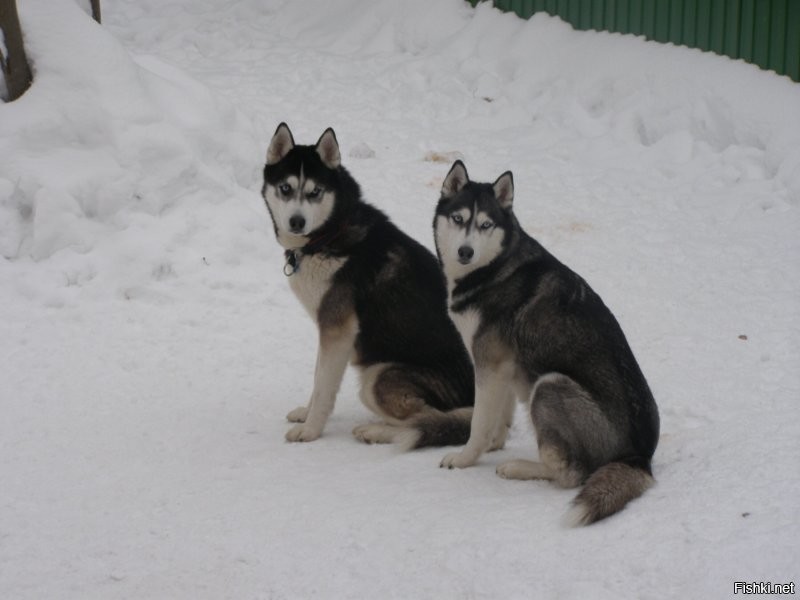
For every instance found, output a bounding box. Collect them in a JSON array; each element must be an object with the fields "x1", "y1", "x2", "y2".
[
  {"x1": 261, "y1": 124, "x2": 474, "y2": 447},
  {"x1": 433, "y1": 160, "x2": 660, "y2": 525}
]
